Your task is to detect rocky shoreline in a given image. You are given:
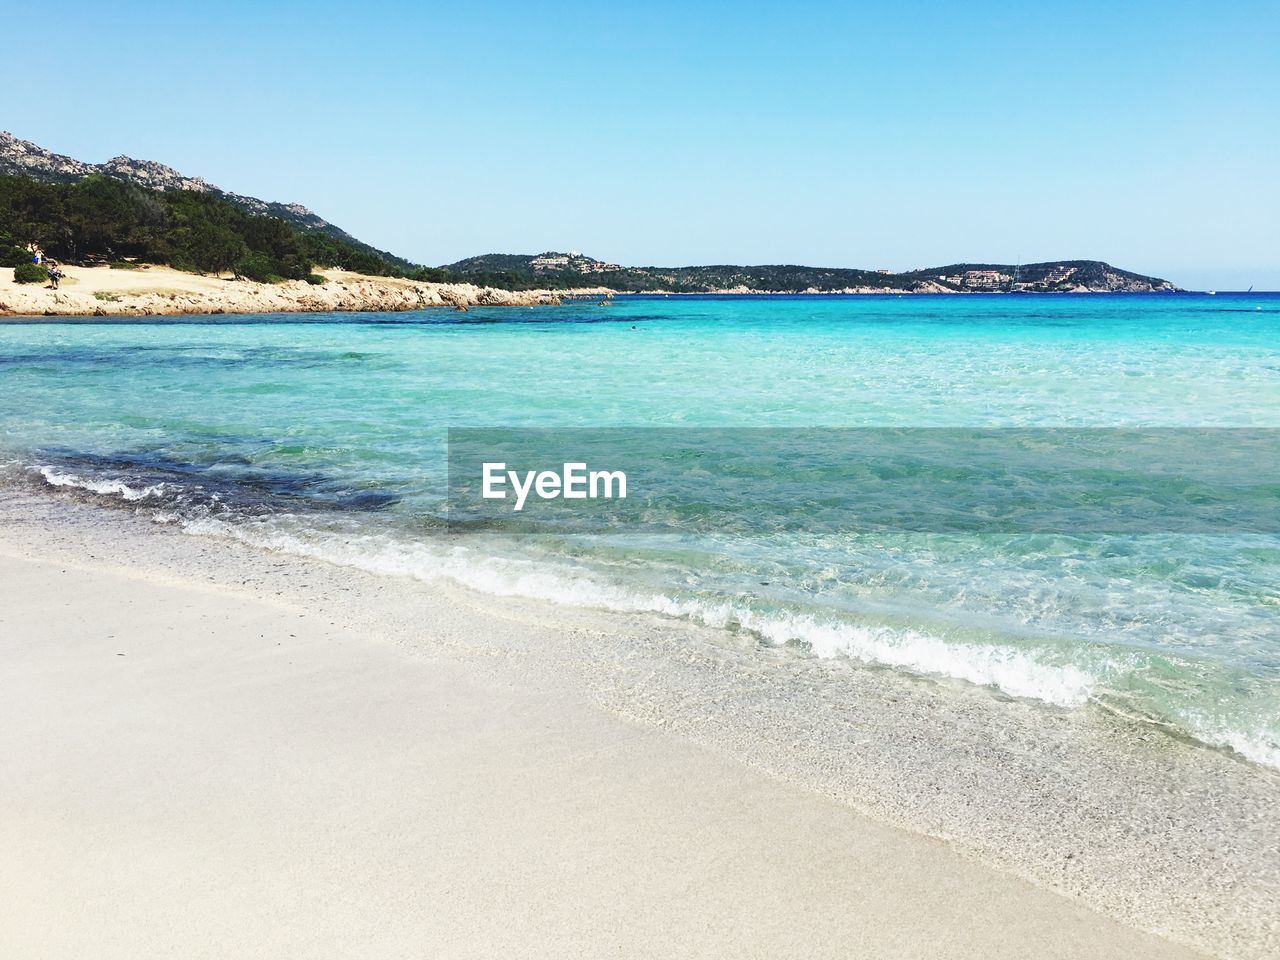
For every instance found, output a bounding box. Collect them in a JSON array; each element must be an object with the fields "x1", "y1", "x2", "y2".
[{"x1": 0, "y1": 265, "x2": 607, "y2": 318}]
